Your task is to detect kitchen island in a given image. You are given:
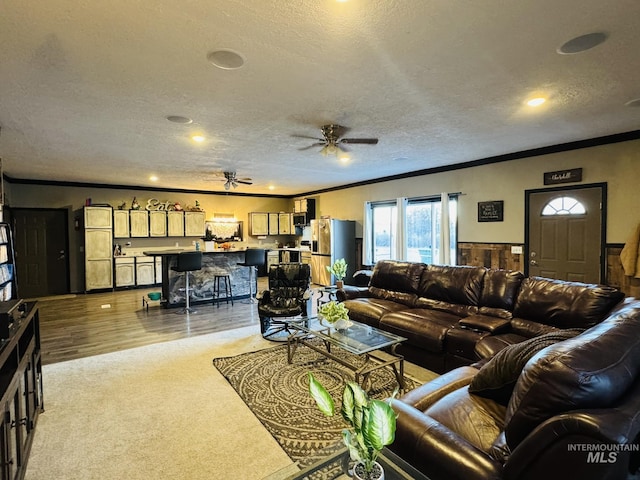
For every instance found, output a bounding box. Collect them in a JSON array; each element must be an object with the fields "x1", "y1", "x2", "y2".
[{"x1": 144, "y1": 249, "x2": 254, "y2": 308}]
